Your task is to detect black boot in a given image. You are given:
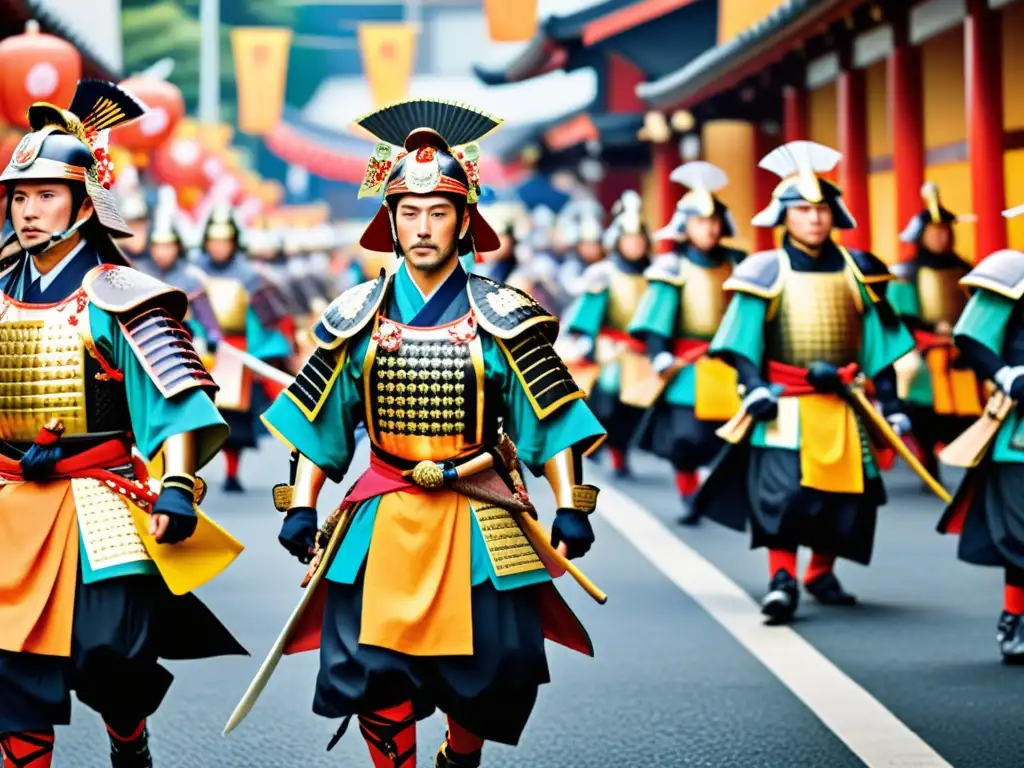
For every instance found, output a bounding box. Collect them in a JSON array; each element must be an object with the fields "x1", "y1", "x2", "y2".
[
  {"x1": 435, "y1": 736, "x2": 482, "y2": 768},
  {"x1": 997, "y1": 610, "x2": 1019, "y2": 643},
  {"x1": 1001, "y1": 613, "x2": 1024, "y2": 665},
  {"x1": 804, "y1": 571, "x2": 857, "y2": 606},
  {"x1": 223, "y1": 476, "x2": 244, "y2": 493},
  {"x1": 761, "y1": 569, "x2": 799, "y2": 624},
  {"x1": 106, "y1": 720, "x2": 152, "y2": 768},
  {"x1": 676, "y1": 493, "x2": 701, "y2": 526}
]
